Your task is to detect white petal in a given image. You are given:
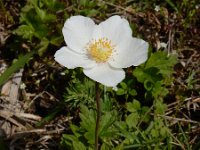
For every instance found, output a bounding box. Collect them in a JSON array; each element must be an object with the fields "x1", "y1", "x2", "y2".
[
  {"x1": 98, "y1": 15, "x2": 132, "y2": 44},
  {"x1": 83, "y1": 64, "x2": 125, "y2": 87},
  {"x1": 62, "y1": 16, "x2": 95, "y2": 53},
  {"x1": 54, "y1": 47, "x2": 96, "y2": 69},
  {"x1": 92, "y1": 25, "x2": 103, "y2": 40},
  {"x1": 109, "y1": 37, "x2": 148, "y2": 68}
]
